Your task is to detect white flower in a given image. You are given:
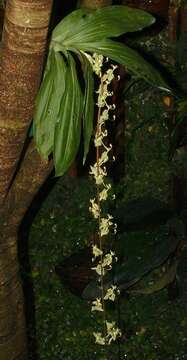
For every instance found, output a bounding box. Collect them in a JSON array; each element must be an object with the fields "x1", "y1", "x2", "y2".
[
  {"x1": 97, "y1": 83, "x2": 111, "y2": 108},
  {"x1": 83, "y1": 53, "x2": 104, "y2": 76},
  {"x1": 104, "y1": 285, "x2": 120, "y2": 301},
  {"x1": 91, "y1": 263, "x2": 105, "y2": 276},
  {"x1": 99, "y1": 215, "x2": 113, "y2": 237},
  {"x1": 94, "y1": 128, "x2": 108, "y2": 146},
  {"x1": 89, "y1": 199, "x2": 100, "y2": 219},
  {"x1": 100, "y1": 109, "x2": 109, "y2": 122},
  {"x1": 92, "y1": 250, "x2": 117, "y2": 275},
  {"x1": 103, "y1": 65, "x2": 118, "y2": 83},
  {"x1": 94, "y1": 133, "x2": 103, "y2": 147},
  {"x1": 98, "y1": 151, "x2": 109, "y2": 166},
  {"x1": 93, "y1": 332, "x2": 105, "y2": 345},
  {"x1": 106, "y1": 321, "x2": 121, "y2": 344},
  {"x1": 92, "y1": 245, "x2": 103, "y2": 259},
  {"x1": 92, "y1": 53, "x2": 104, "y2": 76},
  {"x1": 89, "y1": 164, "x2": 107, "y2": 185},
  {"x1": 91, "y1": 298, "x2": 103, "y2": 312},
  {"x1": 99, "y1": 184, "x2": 111, "y2": 201},
  {"x1": 102, "y1": 251, "x2": 115, "y2": 269}
]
